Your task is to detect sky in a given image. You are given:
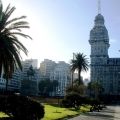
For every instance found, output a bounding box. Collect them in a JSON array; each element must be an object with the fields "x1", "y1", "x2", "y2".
[{"x1": 2, "y1": 0, "x2": 120, "y2": 78}]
